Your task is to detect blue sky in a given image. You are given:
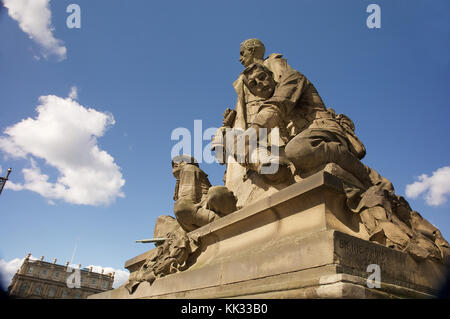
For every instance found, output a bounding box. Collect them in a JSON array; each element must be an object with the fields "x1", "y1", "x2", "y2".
[{"x1": 1, "y1": 0, "x2": 450, "y2": 289}]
